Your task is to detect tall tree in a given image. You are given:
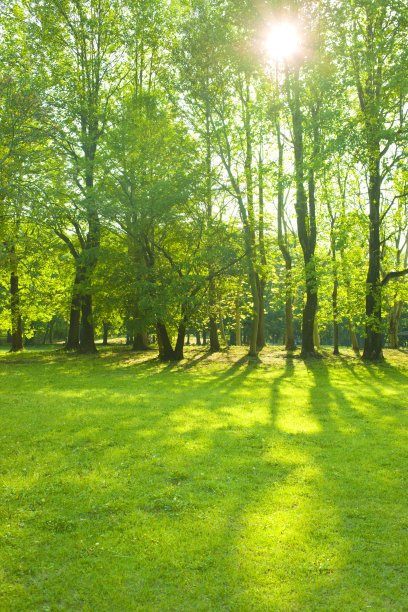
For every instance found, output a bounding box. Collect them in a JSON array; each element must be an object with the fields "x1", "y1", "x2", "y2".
[{"x1": 30, "y1": 0, "x2": 125, "y2": 352}]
